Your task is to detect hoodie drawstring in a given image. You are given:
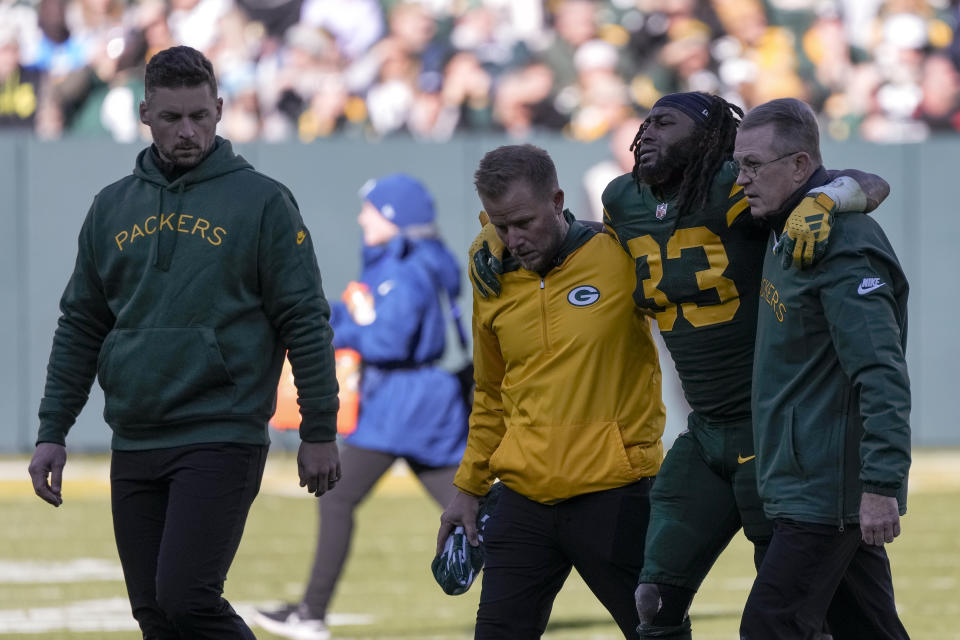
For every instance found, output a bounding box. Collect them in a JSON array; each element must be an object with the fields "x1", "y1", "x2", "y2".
[
  {"x1": 154, "y1": 182, "x2": 185, "y2": 272},
  {"x1": 152, "y1": 185, "x2": 164, "y2": 270}
]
